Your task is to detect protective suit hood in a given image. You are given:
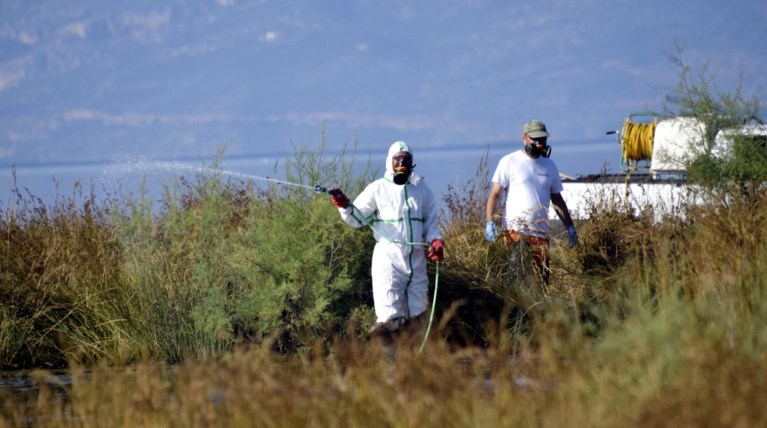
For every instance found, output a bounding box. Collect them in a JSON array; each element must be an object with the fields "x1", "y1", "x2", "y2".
[{"x1": 385, "y1": 141, "x2": 422, "y2": 185}]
